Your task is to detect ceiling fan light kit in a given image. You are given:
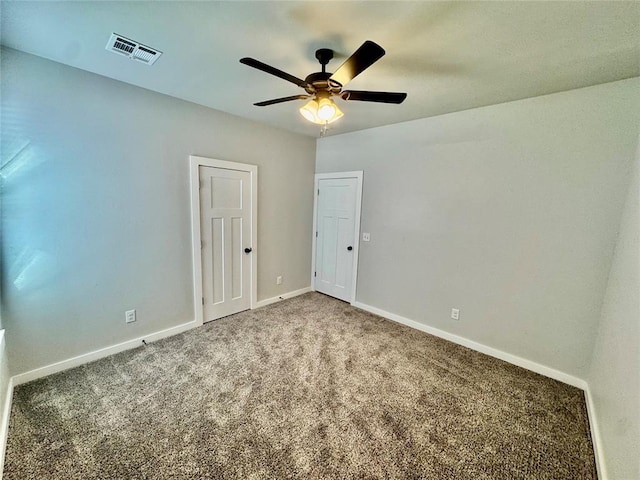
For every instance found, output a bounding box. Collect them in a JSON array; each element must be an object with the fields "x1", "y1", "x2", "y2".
[
  {"x1": 240, "y1": 40, "x2": 406, "y2": 131},
  {"x1": 300, "y1": 93, "x2": 344, "y2": 125}
]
